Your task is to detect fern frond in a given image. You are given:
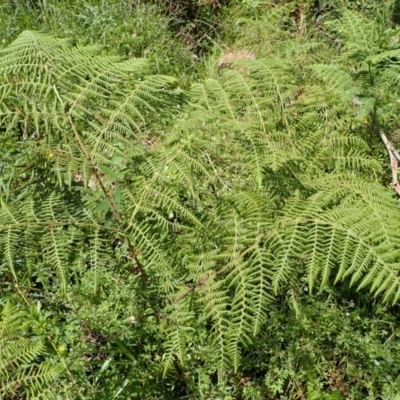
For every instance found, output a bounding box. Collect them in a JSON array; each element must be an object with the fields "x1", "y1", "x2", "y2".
[
  {"x1": 268, "y1": 187, "x2": 400, "y2": 302},
  {"x1": 331, "y1": 9, "x2": 379, "y2": 56},
  {"x1": 0, "y1": 302, "x2": 67, "y2": 399},
  {"x1": 162, "y1": 304, "x2": 195, "y2": 377},
  {"x1": 0, "y1": 30, "x2": 179, "y2": 184}
]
